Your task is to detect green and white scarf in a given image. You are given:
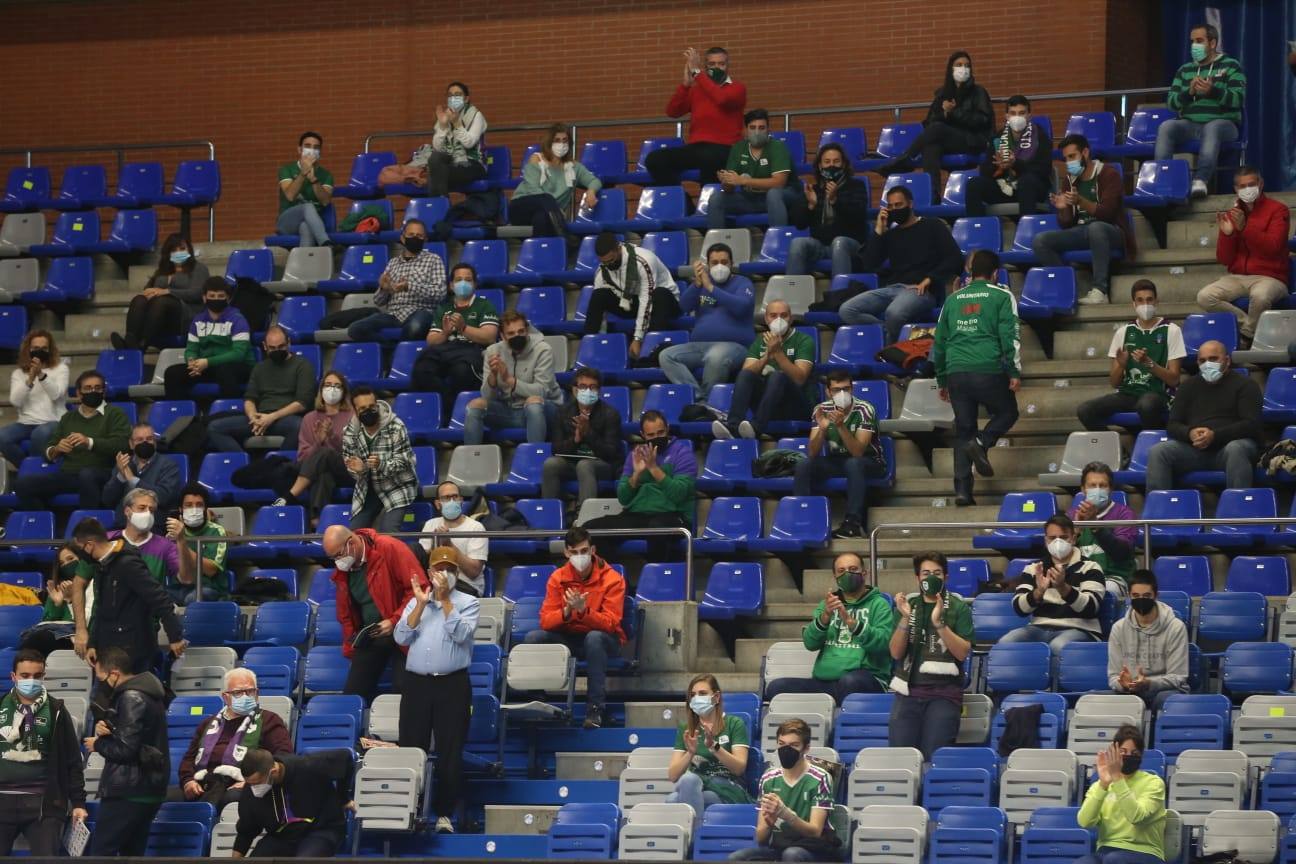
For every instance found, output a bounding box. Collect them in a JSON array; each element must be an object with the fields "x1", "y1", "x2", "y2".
[
  {"x1": 889, "y1": 591, "x2": 961, "y2": 695},
  {"x1": 0, "y1": 689, "x2": 53, "y2": 763}
]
